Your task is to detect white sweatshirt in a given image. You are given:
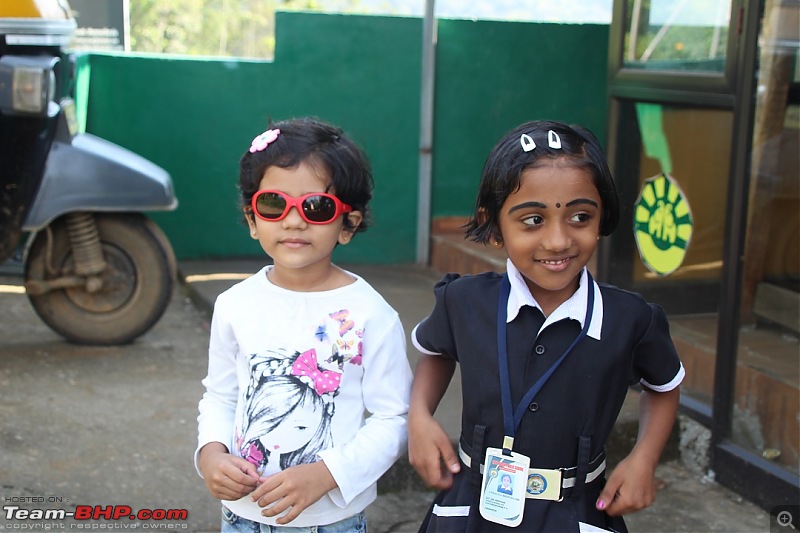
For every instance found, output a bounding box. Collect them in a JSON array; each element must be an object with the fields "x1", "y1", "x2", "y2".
[{"x1": 196, "y1": 266, "x2": 412, "y2": 527}]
